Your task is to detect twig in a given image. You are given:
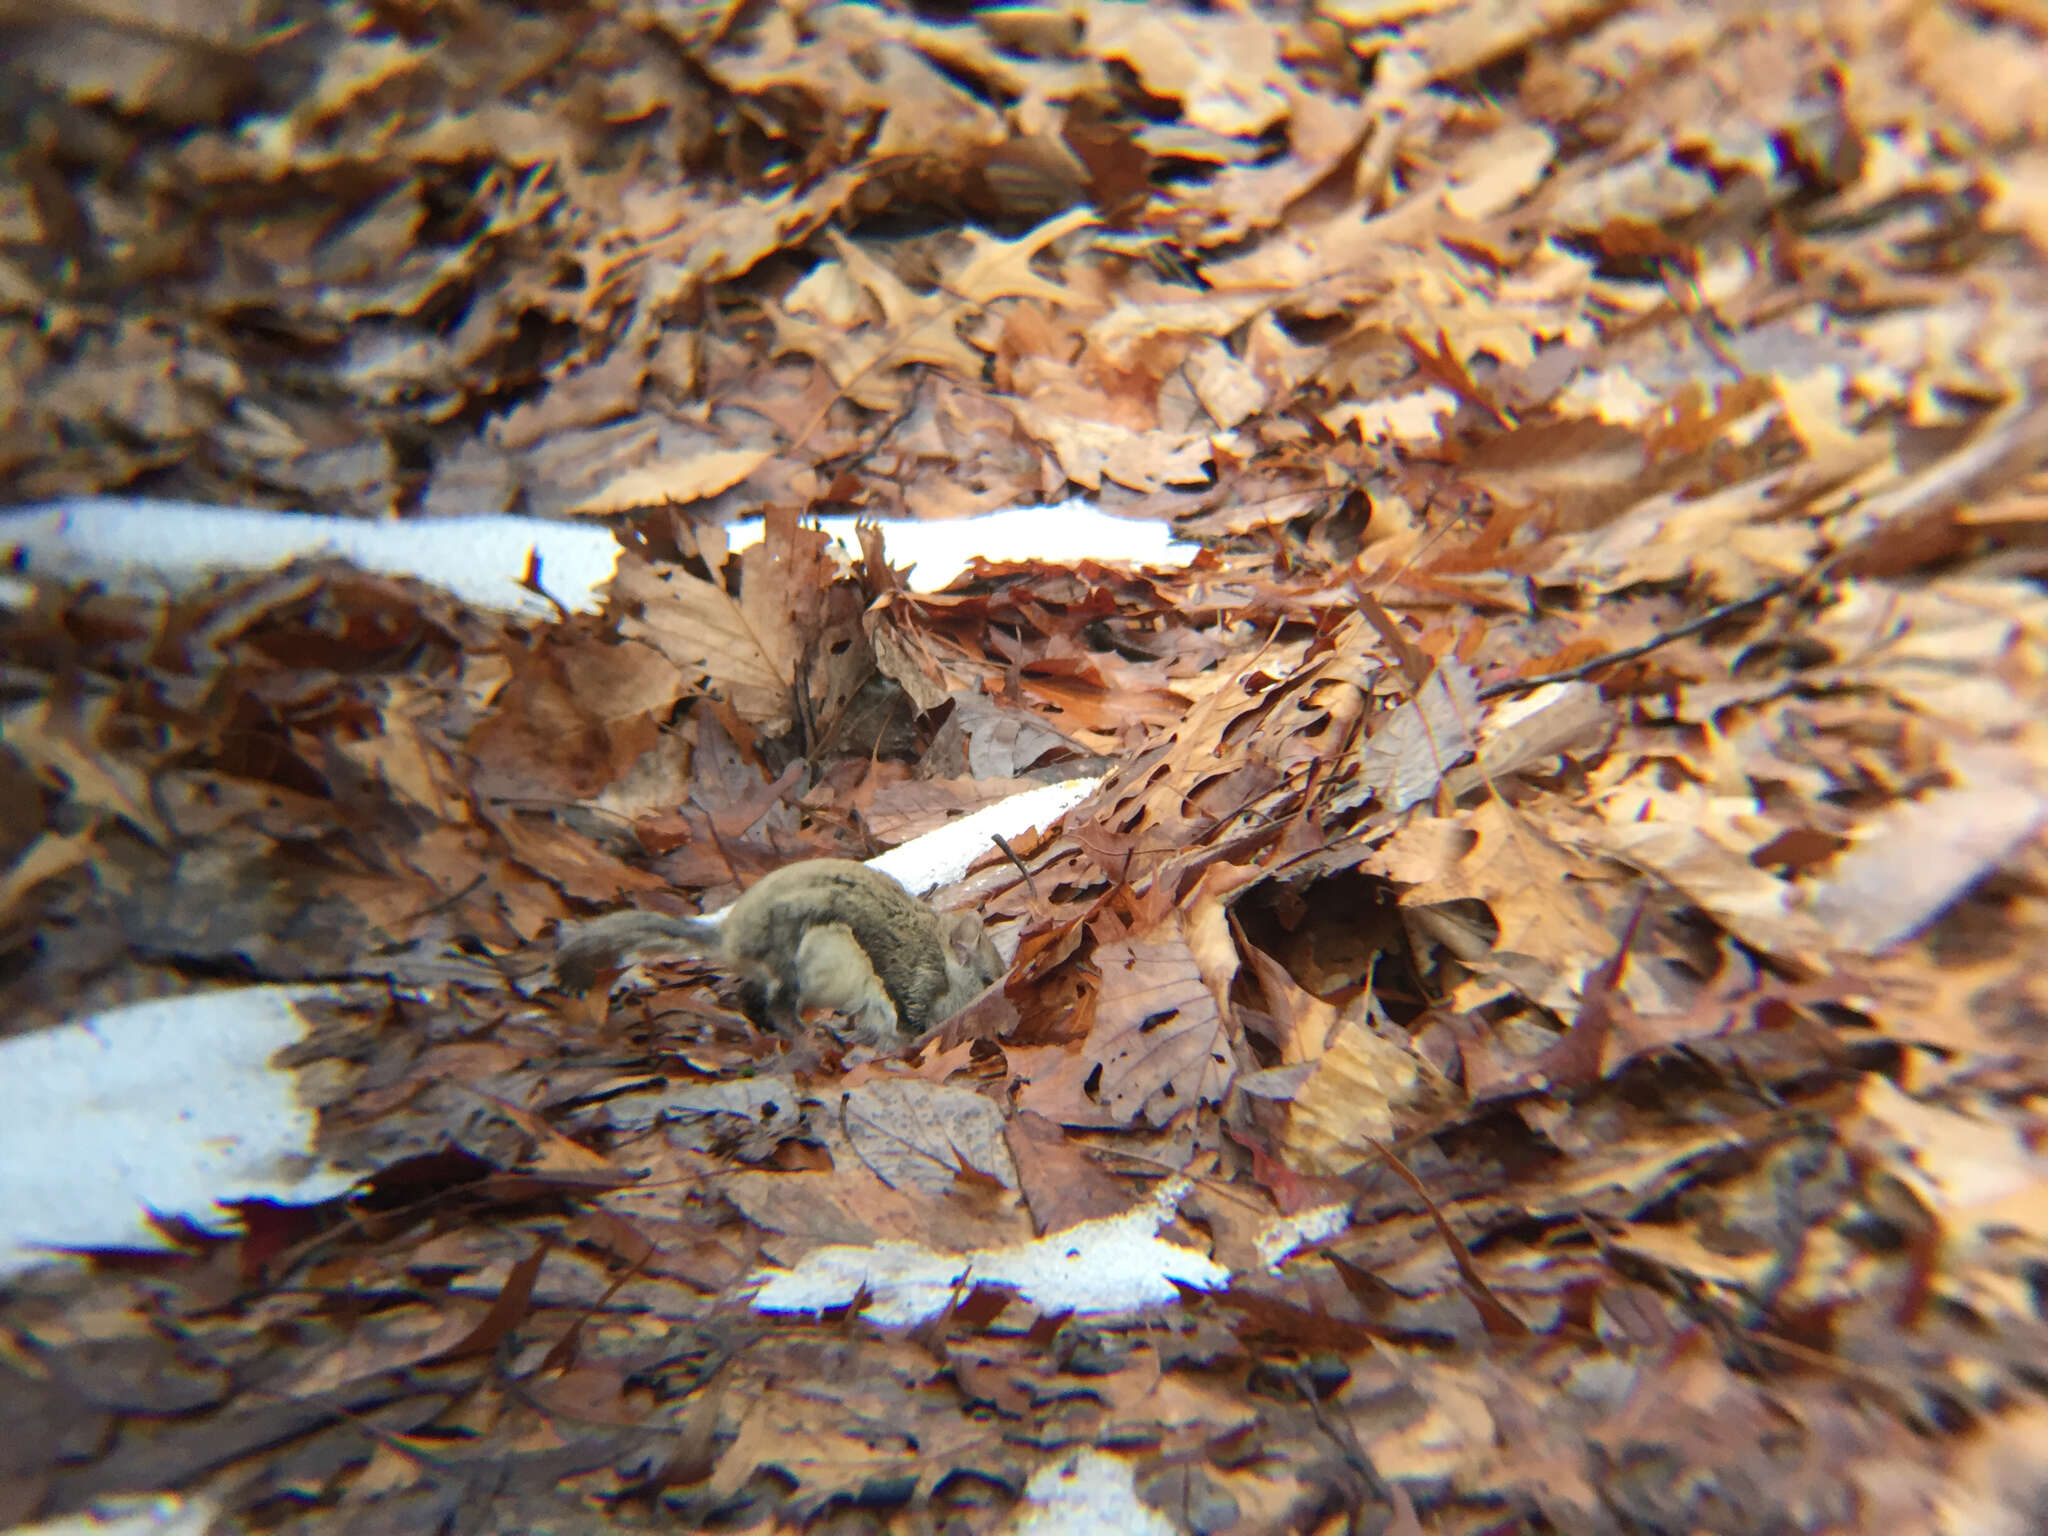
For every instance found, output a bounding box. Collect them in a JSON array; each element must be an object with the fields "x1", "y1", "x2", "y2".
[
  {"x1": 517, "y1": 548, "x2": 572, "y2": 625},
  {"x1": 1472, "y1": 391, "x2": 2044, "y2": 703},
  {"x1": 990, "y1": 833, "x2": 1040, "y2": 903},
  {"x1": 1291, "y1": 1362, "x2": 1395, "y2": 1524},
  {"x1": 1662, "y1": 258, "x2": 1748, "y2": 382},
  {"x1": 397, "y1": 871, "x2": 488, "y2": 926},
  {"x1": 1365, "y1": 1137, "x2": 1530, "y2": 1338},
  {"x1": 1474, "y1": 580, "x2": 1790, "y2": 701}
]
